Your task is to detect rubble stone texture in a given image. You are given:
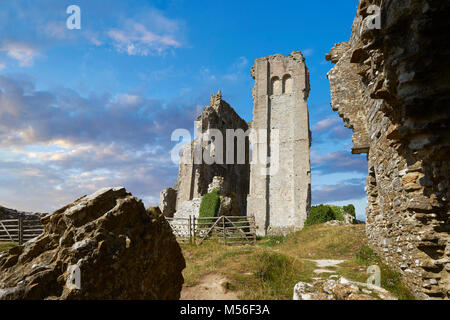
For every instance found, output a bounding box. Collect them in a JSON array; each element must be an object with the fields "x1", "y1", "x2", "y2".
[
  {"x1": 247, "y1": 51, "x2": 312, "y2": 236},
  {"x1": 159, "y1": 188, "x2": 177, "y2": 217},
  {"x1": 293, "y1": 277, "x2": 397, "y2": 300},
  {"x1": 160, "y1": 91, "x2": 250, "y2": 217},
  {"x1": 326, "y1": 0, "x2": 450, "y2": 299},
  {"x1": 0, "y1": 187, "x2": 186, "y2": 300}
]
